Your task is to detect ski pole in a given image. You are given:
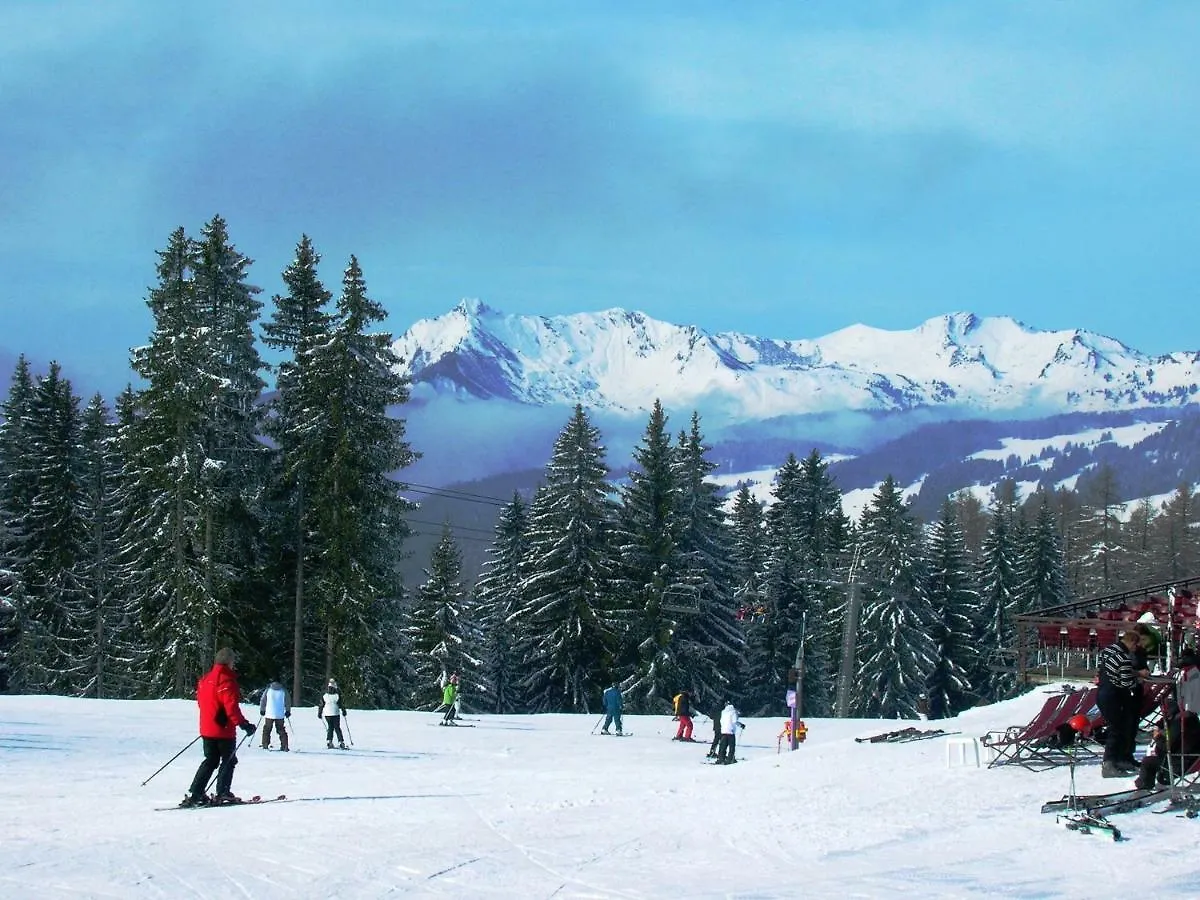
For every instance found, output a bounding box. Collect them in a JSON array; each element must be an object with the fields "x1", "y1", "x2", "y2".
[
  {"x1": 285, "y1": 717, "x2": 296, "y2": 750},
  {"x1": 140, "y1": 735, "x2": 201, "y2": 787},
  {"x1": 342, "y1": 712, "x2": 354, "y2": 746},
  {"x1": 590, "y1": 714, "x2": 605, "y2": 735}
]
